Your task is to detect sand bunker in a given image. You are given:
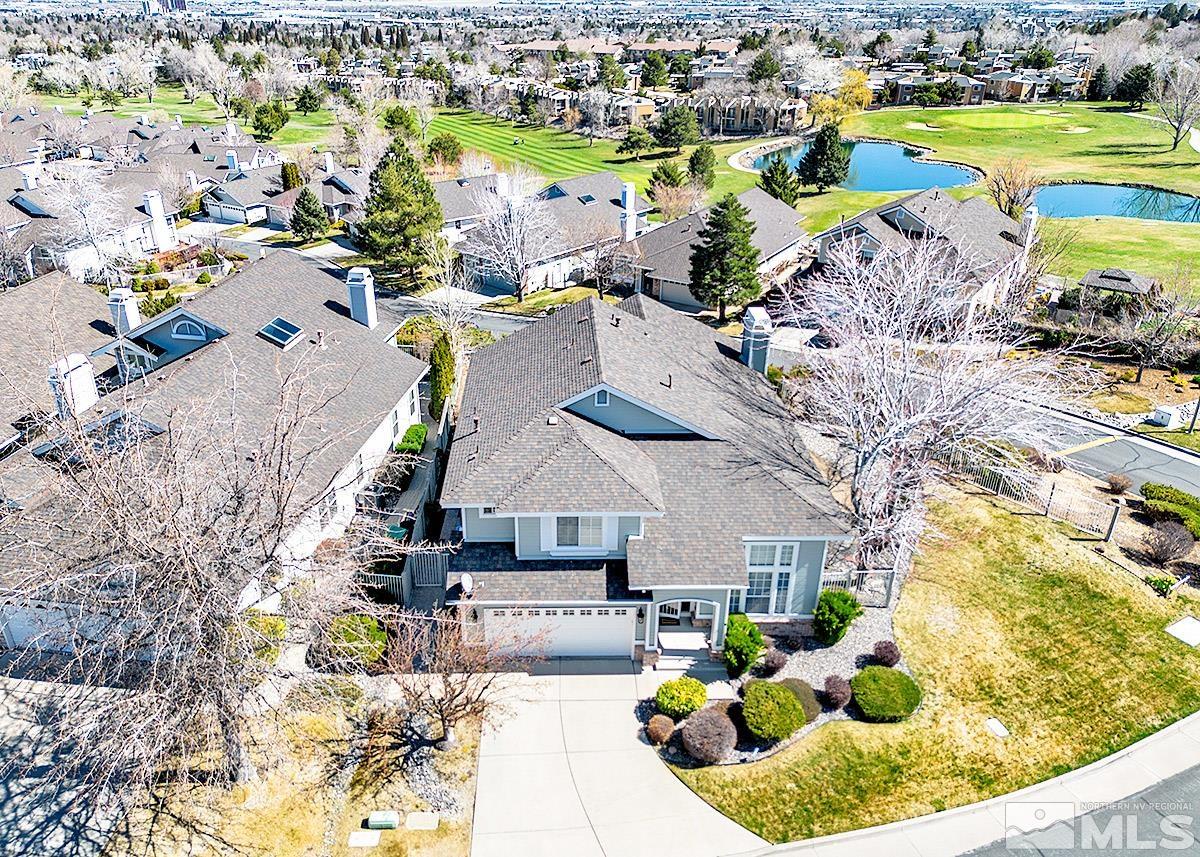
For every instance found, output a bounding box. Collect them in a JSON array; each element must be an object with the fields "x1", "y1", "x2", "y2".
[
  {"x1": 905, "y1": 121, "x2": 943, "y2": 131},
  {"x1": 1059, "y1": 126, "x2": 1093, "y2": 134}
]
